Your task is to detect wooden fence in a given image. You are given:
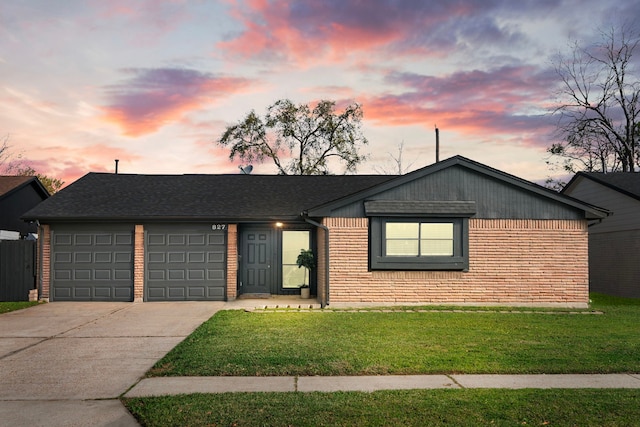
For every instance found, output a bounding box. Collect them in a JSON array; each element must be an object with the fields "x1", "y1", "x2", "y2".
[{"x1": 0, "y1": 240, "x2": 36, "y2": 301}]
